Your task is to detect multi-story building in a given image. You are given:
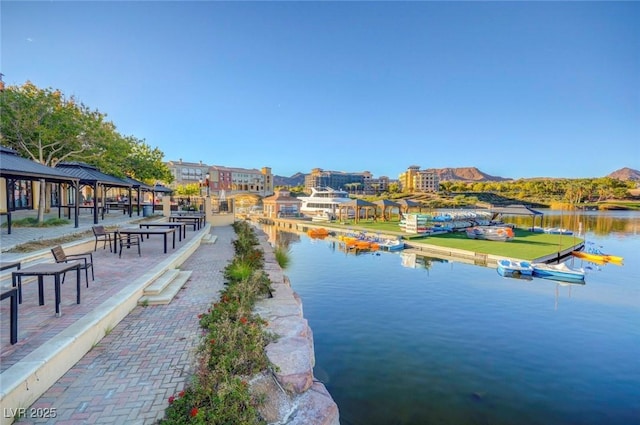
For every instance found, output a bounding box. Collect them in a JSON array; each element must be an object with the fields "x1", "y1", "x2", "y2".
[
  {"x1": 414, "y1": 169, "x2": 440, "y2": 193},
  {"x1": 398, "y1": 165, "x2": 439, "y2": 193},
  {"x1": 304, "y1": 168, "x2": 367, "y2": 193},
  {"x1": 398, "y1": 165, "x2": 421, "y2": 192},
  {"x1": 366, "y1": 175, "x2": 391, "y2": 194},
  {"x1": 165, "y1": 159, "x2": 209, "y2": 185},
  {"x1": 165, "y1": 159, "x2": 274, "y2": 197},
  {"x1": 304, "y1": 168, "x2": 396, "y2": 195}
]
